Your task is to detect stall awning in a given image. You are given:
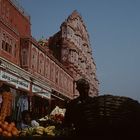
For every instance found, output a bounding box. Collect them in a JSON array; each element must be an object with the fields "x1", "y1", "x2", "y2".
[
  {"x1": 32, "y1": 84, "x2": 51, "y2": 99},
  {"x1": 35, "y1": 92, "x2": 51, "y2": 100},
  {"x1": 0, "y1": 69, "x2": 30, "y2": 91}
]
